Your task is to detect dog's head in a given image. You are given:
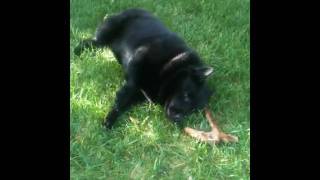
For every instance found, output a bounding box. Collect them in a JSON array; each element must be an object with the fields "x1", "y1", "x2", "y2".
[{"x1": 164, "y1": 66, "x2": 214, "y2": 122}]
